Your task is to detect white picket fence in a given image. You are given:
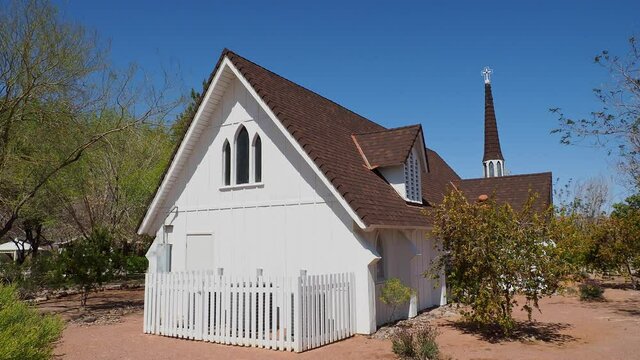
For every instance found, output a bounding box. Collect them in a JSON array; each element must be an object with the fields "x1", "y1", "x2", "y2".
[{"x1": 143, "y1": 271, "x2": 355, "y2": 352}]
